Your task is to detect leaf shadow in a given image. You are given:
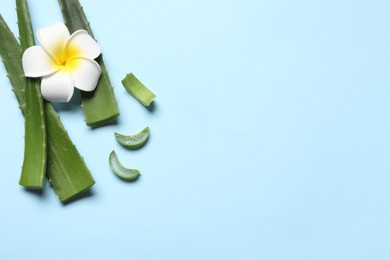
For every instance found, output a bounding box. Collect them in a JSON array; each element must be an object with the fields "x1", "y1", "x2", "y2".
[
  {"x1": 146, "y1": 101, "x2": 157, "y2": 113},
  {"x1": 21, "y1": 178, "x2": 52, "y2": 201},
  {"x1": 22, "y1": 186, "x2": 48, "y2": 199}
]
